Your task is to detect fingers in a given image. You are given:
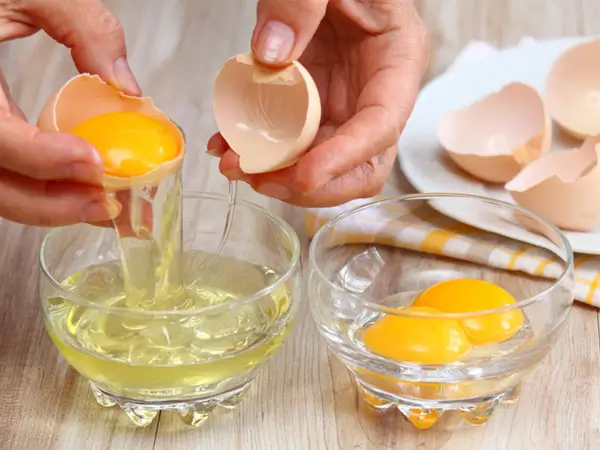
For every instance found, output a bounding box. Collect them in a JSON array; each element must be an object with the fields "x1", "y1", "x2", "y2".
[
  {"x1": 0, "y1": 70, "x2": 28, "y2": 119},
  {"x1": 252, "y1": 0, "x2": 329, "y2": 66},
  {"x1": 0, "y1": 19, "x2": 38, "y2": 41},
  {"x1": 0, "y1": 168, "x2": 120, "y2": 227},
  {"x1": 91, "y1": 189, "x2": 154, "y2": 238},
  {"x1": 299, "y1": 34, "x2": 428, "y2": 192},
  {"x1": 0, "y1": 63, "x2": 112, "y2": 227},
  {"x1": 288, "y1": 147, "x2": 396, "y2": 207},
  {"x1": 295, "y1": 106, "x2": 399, "y2": 192},
  {"x1": 206, "y1": 133, "x2": 229, "y2": 158},
  {"x1": 18, "y1": 0, "x2": 140, "y2": 95},
  {"x1": 216, "y1": 112, "x2": 396, "y2": 202},
  {"x1": 0, "y1": 114, "x2": 104, "y2": 184},
  {"x1": 219, "y1": 146, "x2": 396, "y2": 207}
]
